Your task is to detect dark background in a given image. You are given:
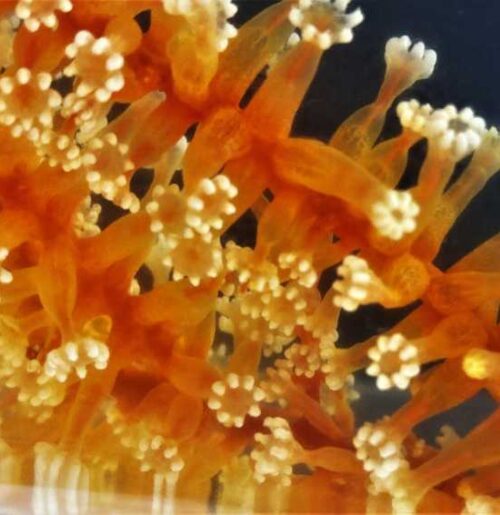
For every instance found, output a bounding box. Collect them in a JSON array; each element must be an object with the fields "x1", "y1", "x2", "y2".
[{"x1": 235, "y1": 0, "x2": 499, "y2": 442}]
